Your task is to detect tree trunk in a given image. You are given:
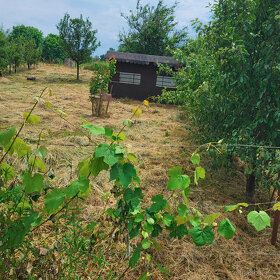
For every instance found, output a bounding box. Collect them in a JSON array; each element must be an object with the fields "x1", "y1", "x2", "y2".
[
  {"x1": 14, "y1": 65, "x2": 17, "y2": 73},
  {"x1": 0, "y1": 71, "x2": 2, "y2": 77},
  {"x1": 9, "y1": 64, "x2": 11, "y2": 74},
  {"x1": 246, "y1": 172, "x2": 256, "y2": 203},
  {"x1": 76, "y1": 62, "x2": 79, "y2": 80},
  {"x1": 28, "y1": 63, "x2": 30, "y2": 70}
]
